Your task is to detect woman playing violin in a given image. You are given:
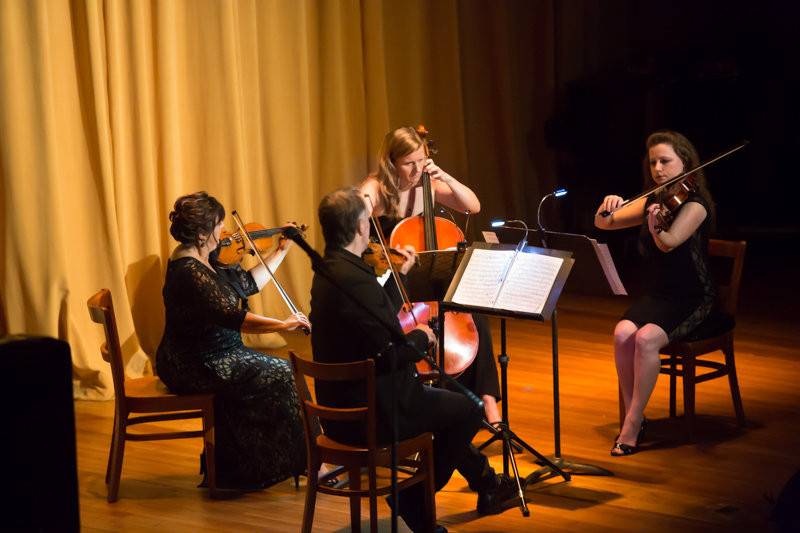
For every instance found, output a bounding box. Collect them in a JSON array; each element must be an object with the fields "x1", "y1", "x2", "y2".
[
  {"x1": 595, "y1": 131, "x2": 717, "y2": 456},
  {"x1": 156, "y1": 191, "x2": 311, "y2": 490},
  {"x1": 360, "y1": 126, "x2": 502, "y2": 425}
]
